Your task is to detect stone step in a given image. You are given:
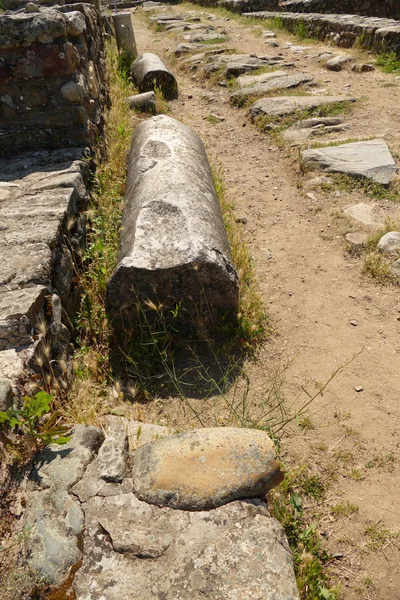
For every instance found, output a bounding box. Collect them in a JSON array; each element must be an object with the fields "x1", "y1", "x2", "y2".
[
  {"x1": 280, "y1": 0, "x2": 400, "y2": 21},
  {"x1": 243, "y1": 11, "x2": 400, "y2": 56}
]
